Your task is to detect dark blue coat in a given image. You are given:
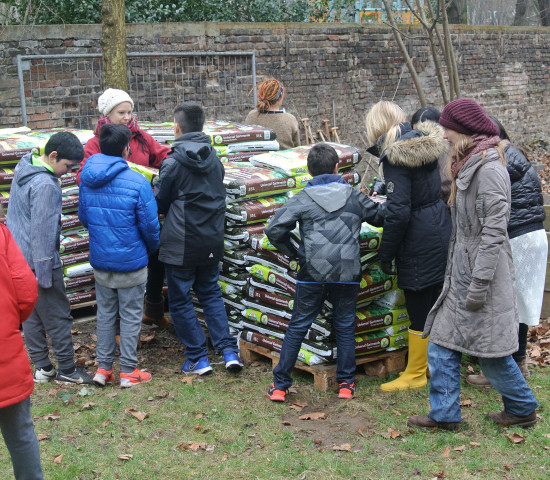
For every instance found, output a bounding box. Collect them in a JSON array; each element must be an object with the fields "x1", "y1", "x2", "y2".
[
  {"x1": 505, "y1": 143, "x2": 545, "y2": 239},
  {"x1": 154, "y1": 132, "x2": 226, "y2": 267},
  {"x1": 78, "y1": 153, "x2": 160, "y2": 272},
  {"x1": 371, "y1": 121, "x2": 452, "y2": 291}
]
